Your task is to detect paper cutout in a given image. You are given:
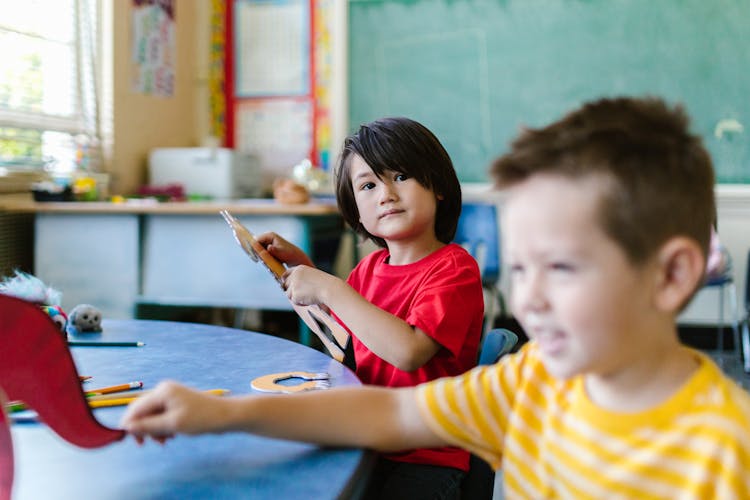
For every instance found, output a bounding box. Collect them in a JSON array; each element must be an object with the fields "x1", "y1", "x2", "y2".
[
  {"x1": 219, "y1": 210, "x2": 351, "y2": 363},
  {"x1": 0, "y1": 295, "x2": 125, "y2": 447},
  {"x1": 251, "y1": 371, "x2": 330, "y2": 393}
]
